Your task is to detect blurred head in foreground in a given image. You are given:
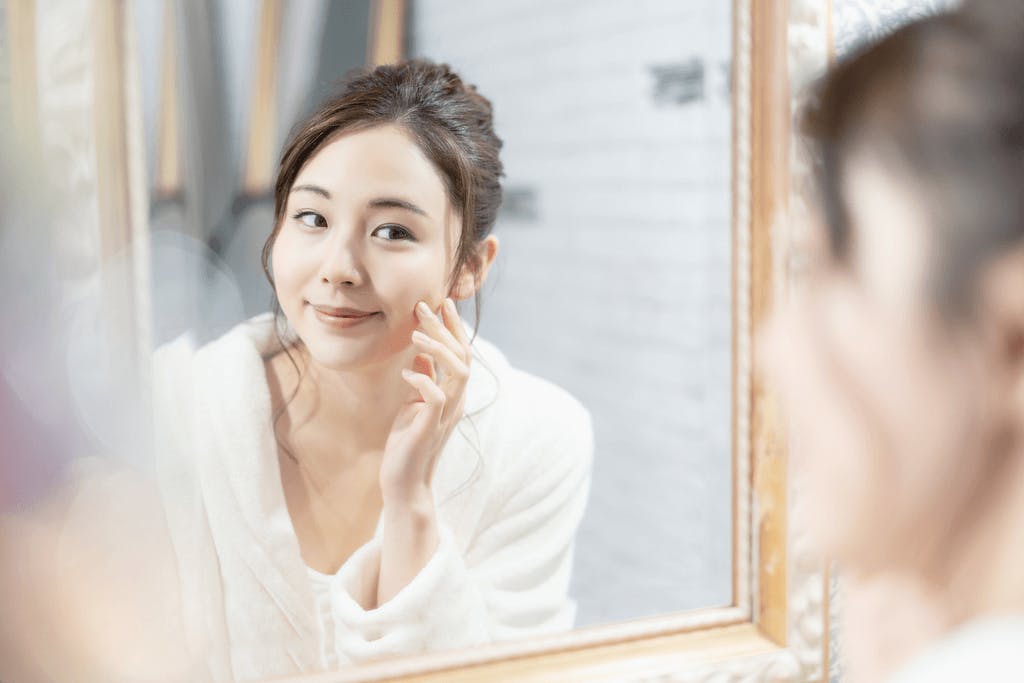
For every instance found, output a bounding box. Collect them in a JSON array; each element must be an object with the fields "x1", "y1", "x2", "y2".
[{"x1": 764, "y1": 0, "x2": 1024, "y2": 626}]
